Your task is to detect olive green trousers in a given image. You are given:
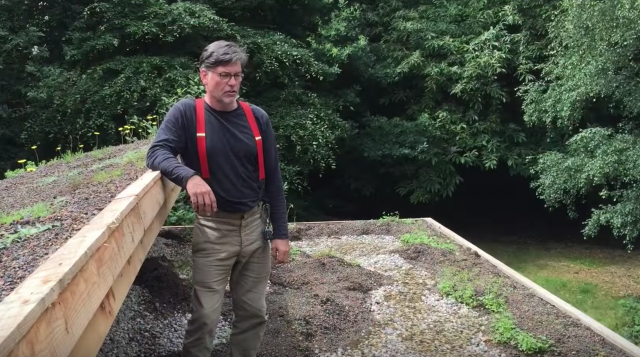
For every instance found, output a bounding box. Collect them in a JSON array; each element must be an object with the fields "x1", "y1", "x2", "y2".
[{"x1": 181, "y1": 204, "x2": 271, "y2": 357}]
